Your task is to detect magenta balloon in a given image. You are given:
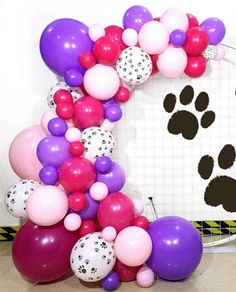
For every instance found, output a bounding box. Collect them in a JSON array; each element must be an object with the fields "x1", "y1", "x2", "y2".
[
  {"x1": 146, "y1": 216, "x2": 203, "y2": 281},
  {"x1": 97, "y1": 162, "x2": 126, "y2": 192},
  {"x1": 40, "y1": 18, "x2": 93, "y2": 76},
  {"x1": 12, "y1": 220, "x2": 79, "y2": 283}
]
